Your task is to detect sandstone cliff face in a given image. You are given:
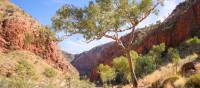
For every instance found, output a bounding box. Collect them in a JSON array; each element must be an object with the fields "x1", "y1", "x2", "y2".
[
  {"x1": 0, "y1": 0, "x2": 77, "y2": 75},
  {"x1": 72, "y1": 0, "x2": 200, "y2": 81}
]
